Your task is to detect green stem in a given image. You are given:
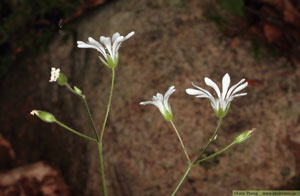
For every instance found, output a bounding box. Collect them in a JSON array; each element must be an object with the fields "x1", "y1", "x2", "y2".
[
  {"x1": 171, "y1": 118, "x2": 223, "y2": 195},
  {"x1": 55, "y1": 120, "x2": 97, "y2": 143},
  {"x1": 100, "y1": 68, "x2": 115, "y2": 142},
  {"x1": 194, "y1": 141, "x2": 235, "y2": 165},
  {"x1": 193, "y1": 117, "x2": 223, "y2": 164},
  {"x1": 65, "y1": 83, "x2": 77, "y2": 95},
  {"x1": 171, "y1": 164, "x2": 192, "y2": 196},
  {"x1": 170, "y1": 120, "x2": 191, "y2": 164},
  {"x1": 171, "y1": 141, "x2": 235, "y2": 195},
  {"x1": 98, "y1": 141, "x2": 108, "y2": 196},
  {"x1": 97, "y1": 68, "x2": 115, "y2": 196},
  {"x1": 65, "y1": 83, "x2": 99, "y2": 141},
  {"x1": 82, "y1": 96, "x2": 99, "y2": 141}
]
